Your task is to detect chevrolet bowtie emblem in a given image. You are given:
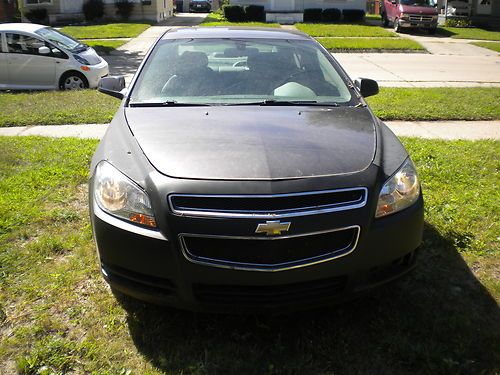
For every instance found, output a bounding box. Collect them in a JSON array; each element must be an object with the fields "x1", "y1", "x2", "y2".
[{"x1": 255, "y1": 220, "x2": 291, "y2": 236}]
